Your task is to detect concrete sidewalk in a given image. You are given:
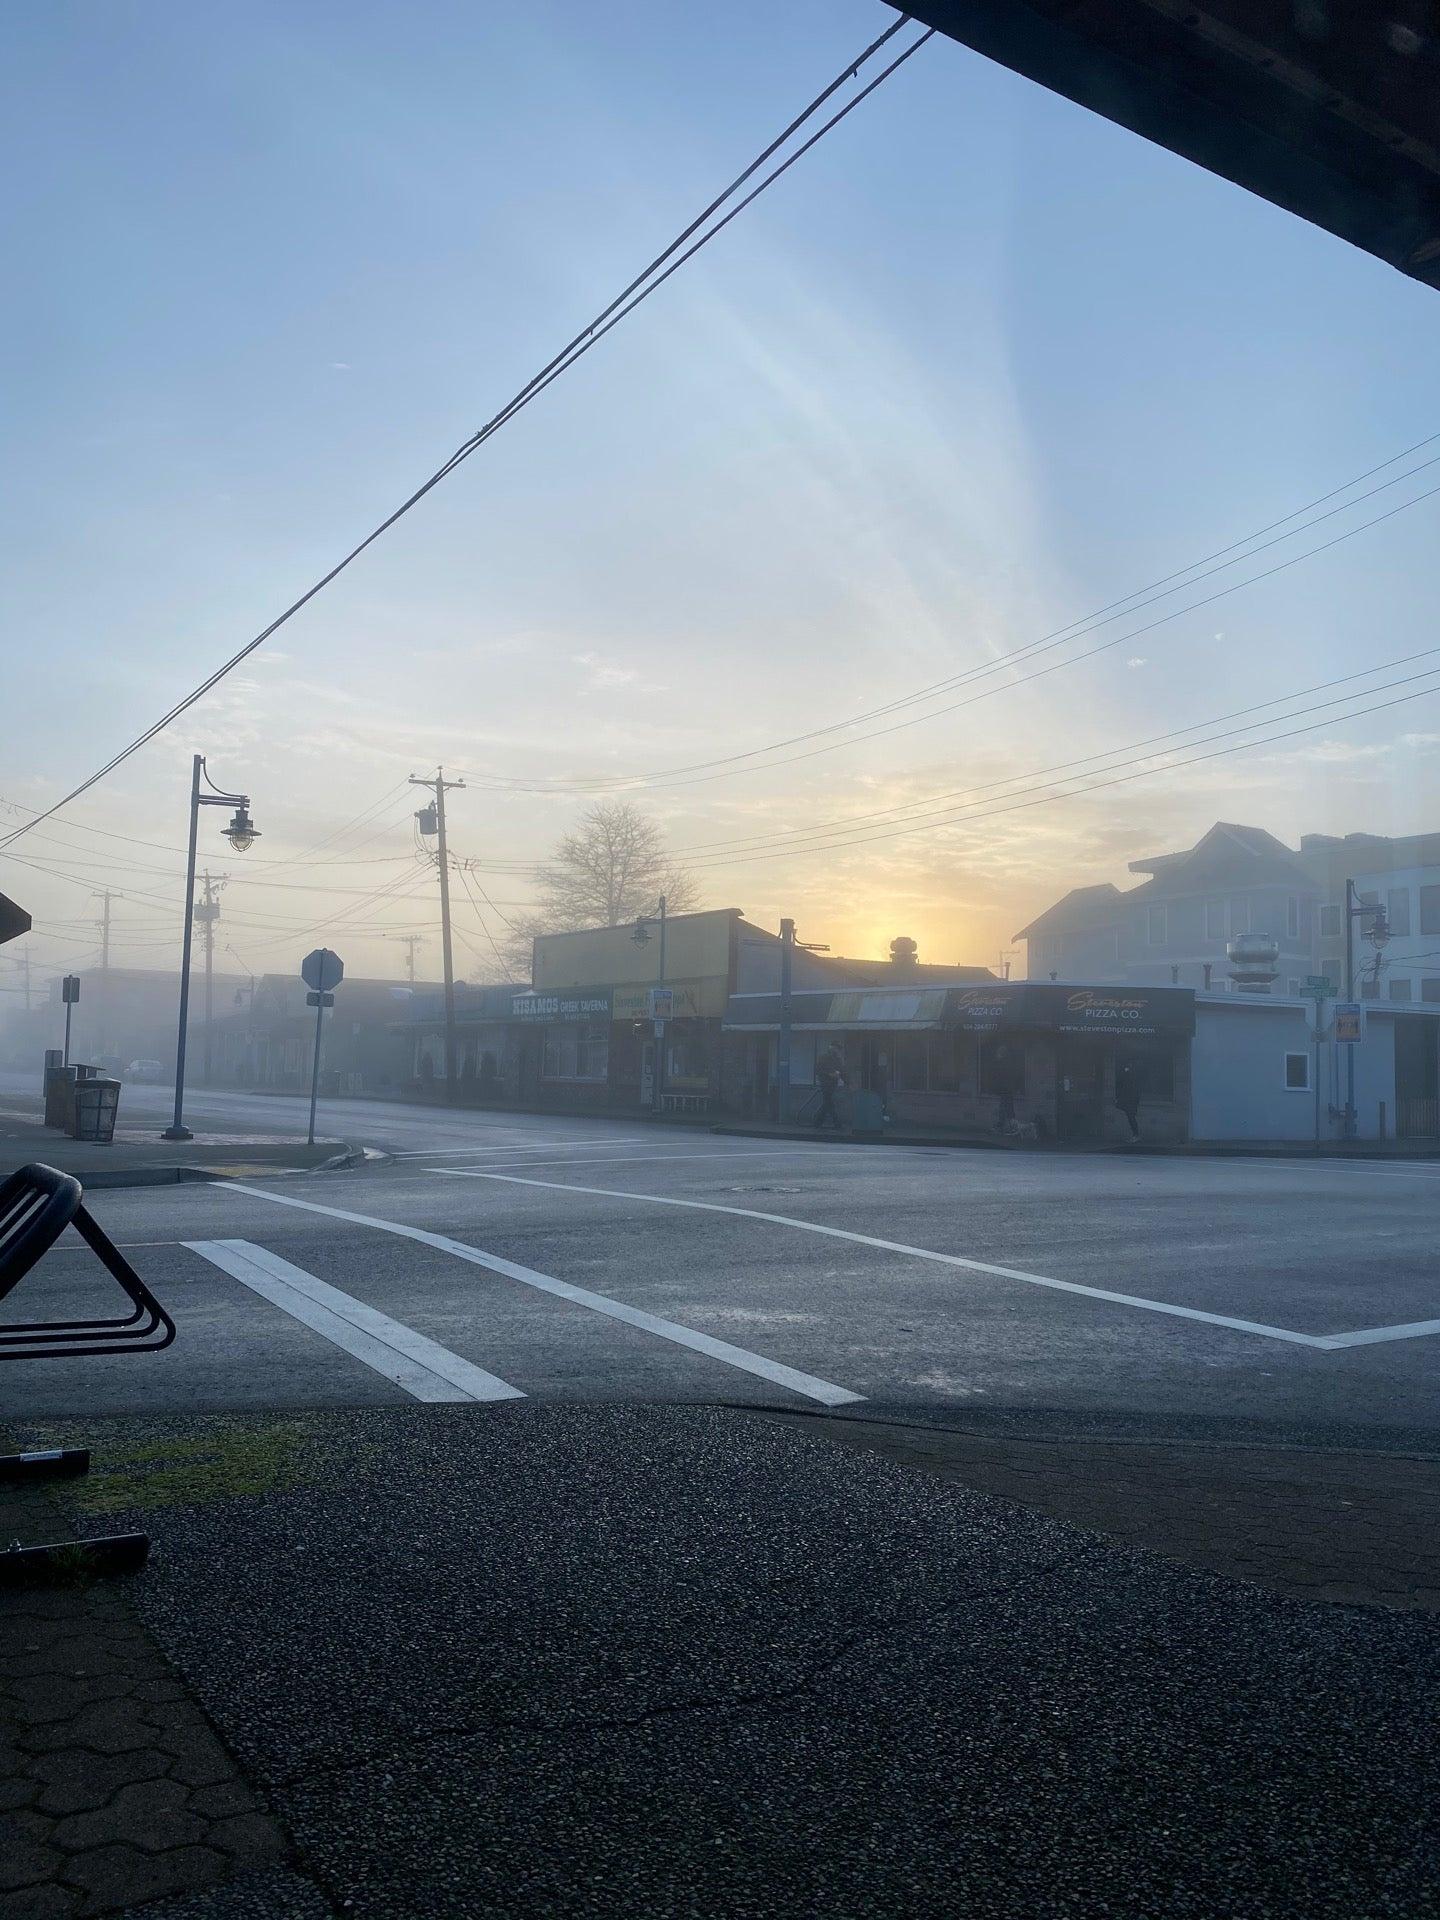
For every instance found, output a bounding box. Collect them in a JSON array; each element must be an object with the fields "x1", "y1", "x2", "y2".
[
  {"x1": 0, "y1": 1096, "x2": 351, "y2": 1187},
  {"x1": 2, "y1": 1404, "x2": 1437, "y2": 1917},
  {"x1": 714, "y1": 1115, "x2": 1440, "y2": 1158}
]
